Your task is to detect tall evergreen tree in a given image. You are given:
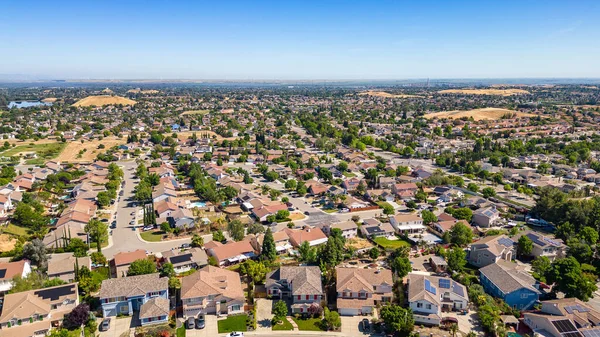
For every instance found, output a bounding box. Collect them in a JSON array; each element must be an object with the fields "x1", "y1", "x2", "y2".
[{"x1": 261, "y1": 228, "x2": 277, "y2": 262}]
